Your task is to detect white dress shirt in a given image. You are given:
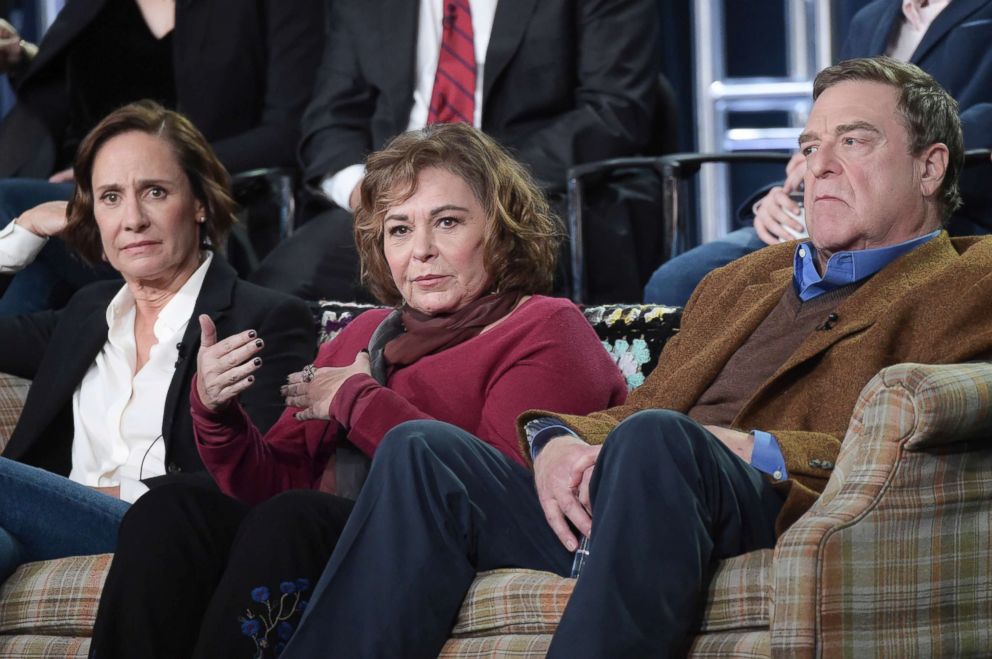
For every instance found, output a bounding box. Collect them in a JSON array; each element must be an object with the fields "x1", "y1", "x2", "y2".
[
  {"x1": 321, "y1": 0, "x2": 498, "y2": 210},
  {"x1": 0, "y1": 220, "x2": 49, "y2": 274},
  {"x1": 68, "y1": 251, "x2": 213, "y2": 503}
]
